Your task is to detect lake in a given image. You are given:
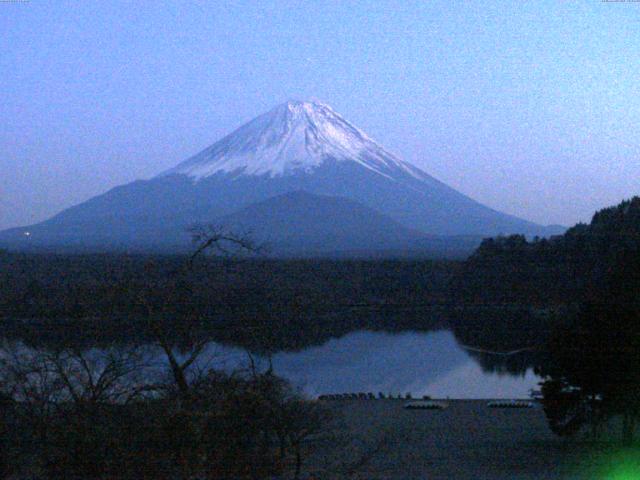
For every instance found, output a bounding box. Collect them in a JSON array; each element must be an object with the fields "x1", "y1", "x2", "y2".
[
  {"x1": 2, "y1": 328, "x2": 540, "y2": 400},
  {"x1": 204, "y1": 329, "x2": 540, "y2": 399}
]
